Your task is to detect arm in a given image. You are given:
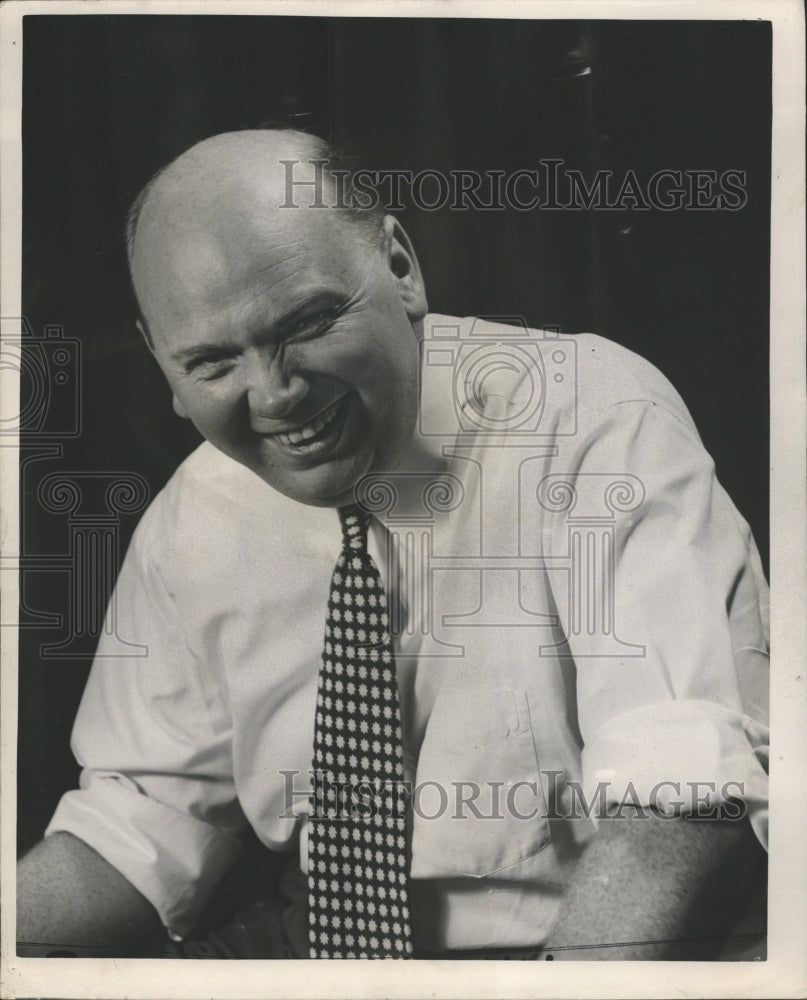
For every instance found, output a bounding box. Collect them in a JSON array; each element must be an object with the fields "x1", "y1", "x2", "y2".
[
  {"x1": 17, "y1": 832, "x2": 164, "y2": 956},
  {"x1": 540, "y1": 392, "x2": 768, "y2": 956},
  {"x1": 34, "y1": 507, "x2": 246, "y2": 942},
  {"x1": 548, "y1": 807, "x2": 765, "y2": 960}
]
